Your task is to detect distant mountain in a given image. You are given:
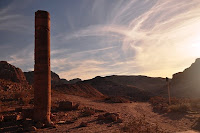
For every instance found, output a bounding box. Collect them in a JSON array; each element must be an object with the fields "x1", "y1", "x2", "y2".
[
  {"x1": 170, "y1": 58, "x2": 200, "y2": 98},
  {"x1": 24, "y1": 71, "x2": 103, "y2": 98},
  {"x1": 104, "y1": 75, "x2": 166, "y2": 92},
  {"x1": 83, "y1": 76, "x2": 155, "y2": 101},
  {"x1": 0, "y1": 61, "x2": 102, "y2": 99},
  {"x1": 24, "y1": 71, "x2": 64, "y2": 86},
  {"x1": 2, "y1": 58, "x2": 200, "y2": 99},
  {"x1": 24, "y1": 71, "x2": 81, "y2": 86}
]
